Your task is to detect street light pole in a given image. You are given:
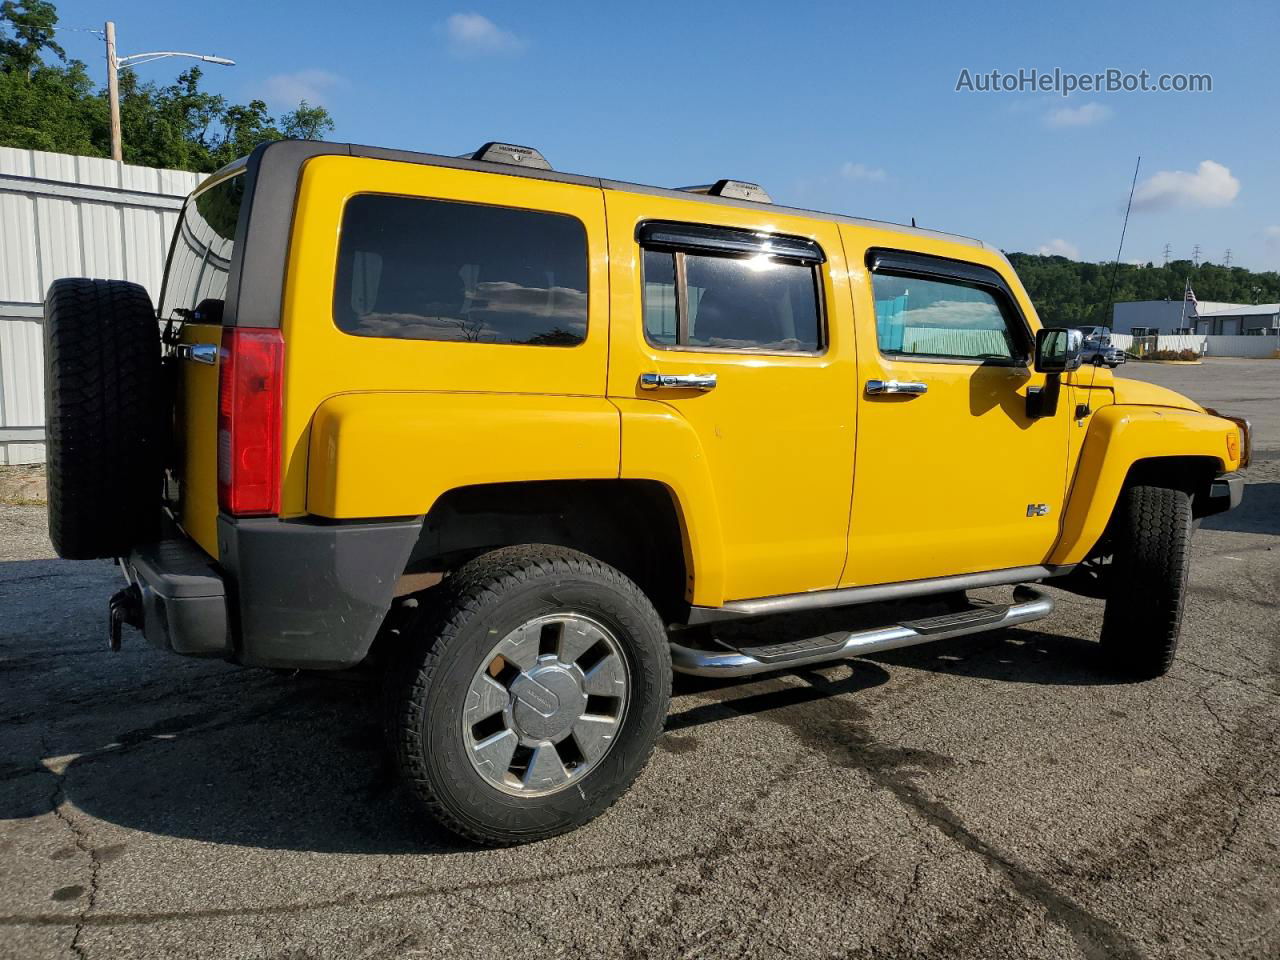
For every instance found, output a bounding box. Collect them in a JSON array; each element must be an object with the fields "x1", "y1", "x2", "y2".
[
  {"x1": 103, "y1": 20, "x2": 236, "y2": 164},
  {"x1": 106, "y1": 21, "x2": 121, "y2": 162}
]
